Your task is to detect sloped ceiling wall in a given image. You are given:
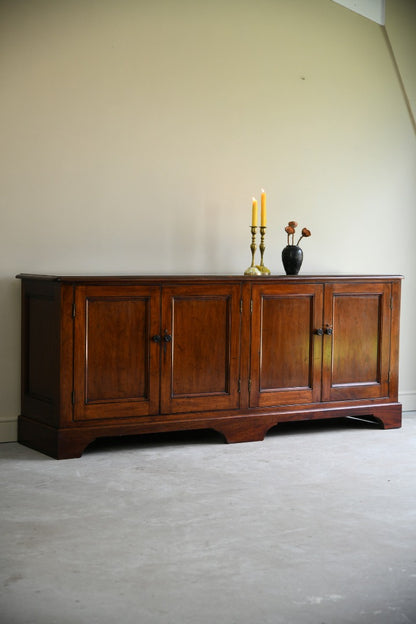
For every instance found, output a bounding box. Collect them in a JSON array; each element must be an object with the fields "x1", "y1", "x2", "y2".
[
  {"x1": 332, "y1": 0, "x2": 385, "y2": 24},
  {"x1": 385, "y1": 0, "x2": 416, "y2": 130},
  {"x1": 333, "y1": 0, "x2": 416, "y2": 133}
]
